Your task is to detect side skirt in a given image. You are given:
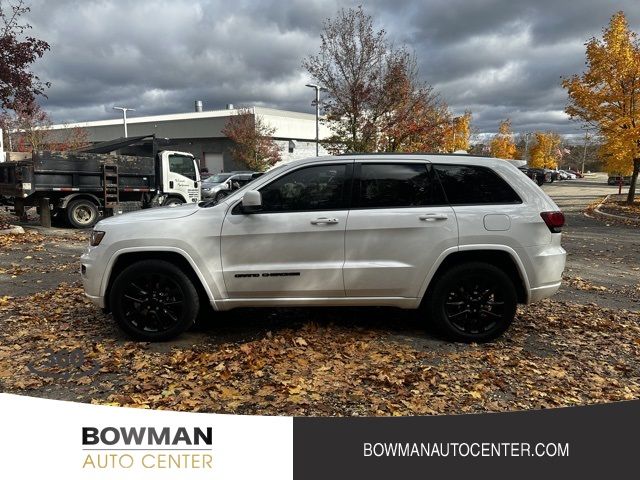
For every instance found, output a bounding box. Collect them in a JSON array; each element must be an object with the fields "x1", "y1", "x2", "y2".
[{"x1": 213, "y1": 296, "x2": 419, "y2": 311}]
